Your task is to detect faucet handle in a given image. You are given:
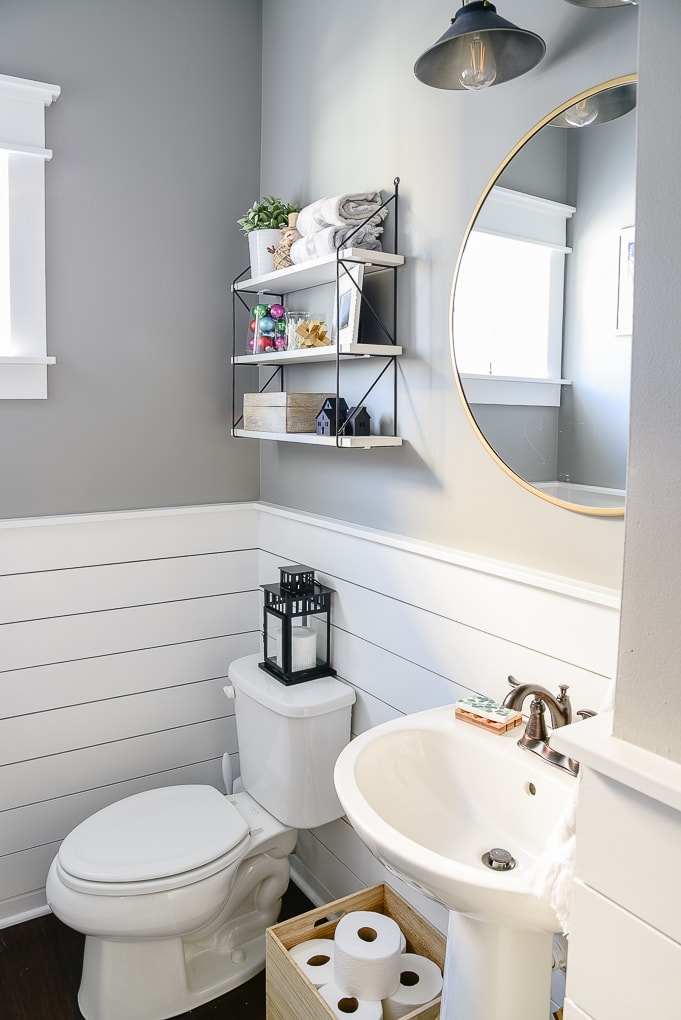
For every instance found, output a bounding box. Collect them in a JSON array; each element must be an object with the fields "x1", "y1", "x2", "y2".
[
  {"x1": 576, "y1": 709, "x2": 597, "y2": 721},
  {"x1": 507, "y1": 675, "x2": 519, "y2": 688}
]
